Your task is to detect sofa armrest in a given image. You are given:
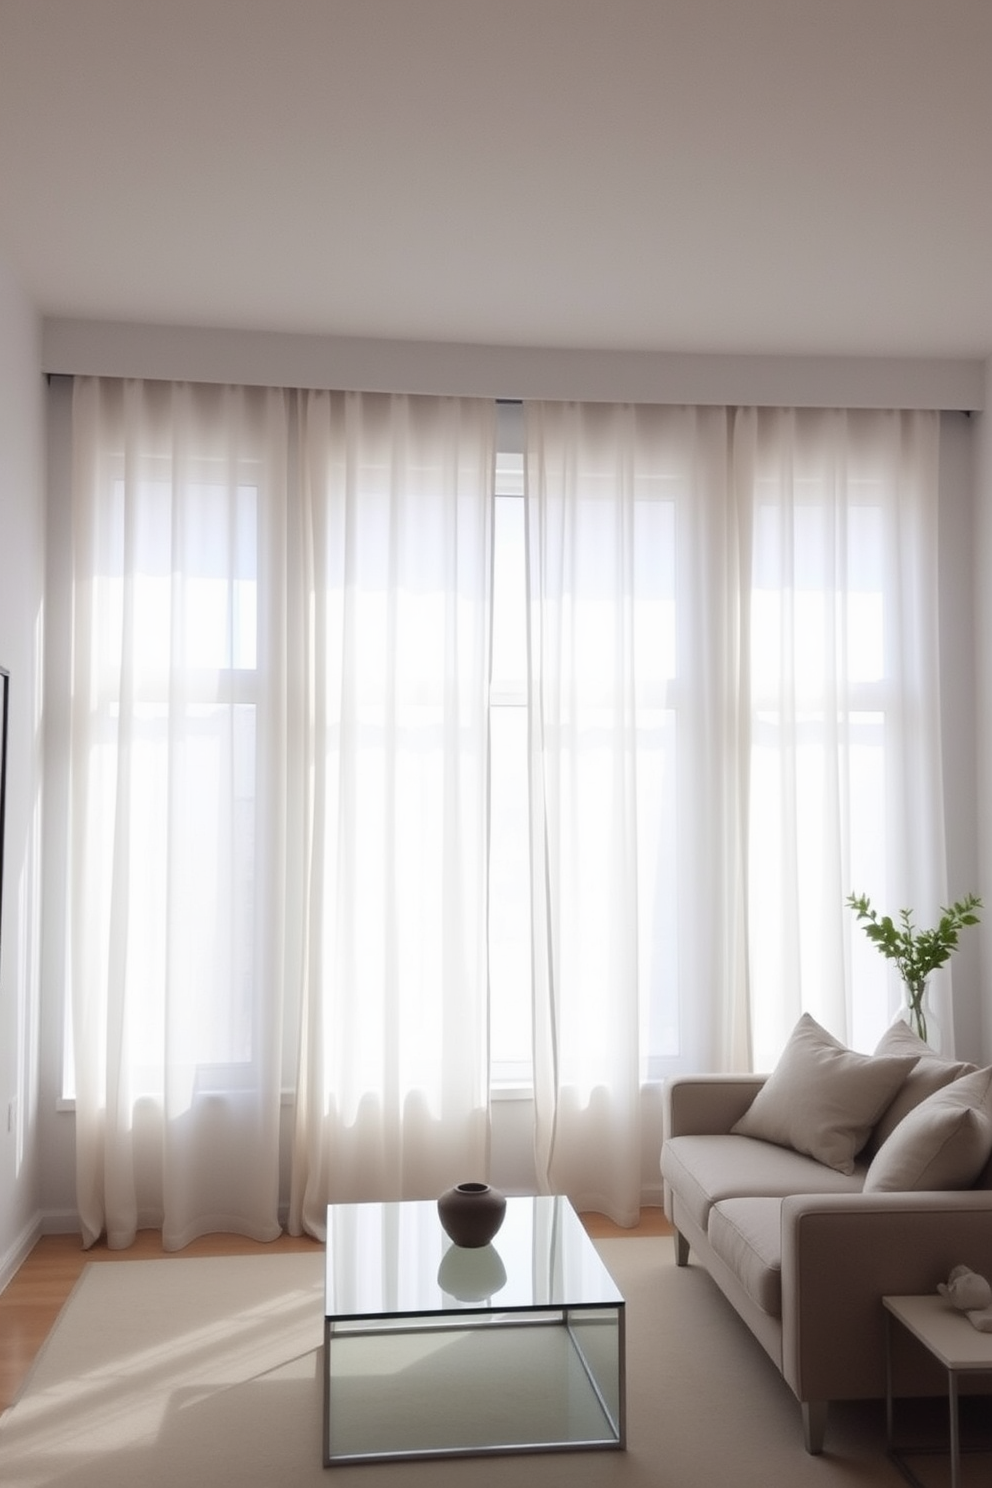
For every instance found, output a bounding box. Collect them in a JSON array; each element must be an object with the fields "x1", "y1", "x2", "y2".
[
  {"x1": 663, "y1": 1074, "x2": 766, "y2": 1139},
  {"x1": 780, "y1": 1189, "x2": 992, "y2": 1403}
]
